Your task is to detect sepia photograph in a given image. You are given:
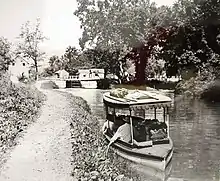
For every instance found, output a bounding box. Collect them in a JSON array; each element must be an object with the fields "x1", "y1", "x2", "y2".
[{"x1": 0, "y1": 0, "x2": 219, "y2": 180}]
